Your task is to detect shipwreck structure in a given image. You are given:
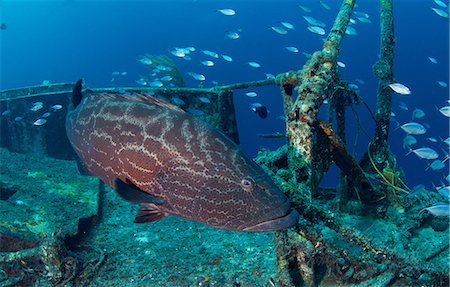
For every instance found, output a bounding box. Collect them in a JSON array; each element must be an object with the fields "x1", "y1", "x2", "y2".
[{"x1": 0, "y1": 0, "x2": 448, "y2": 286}]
